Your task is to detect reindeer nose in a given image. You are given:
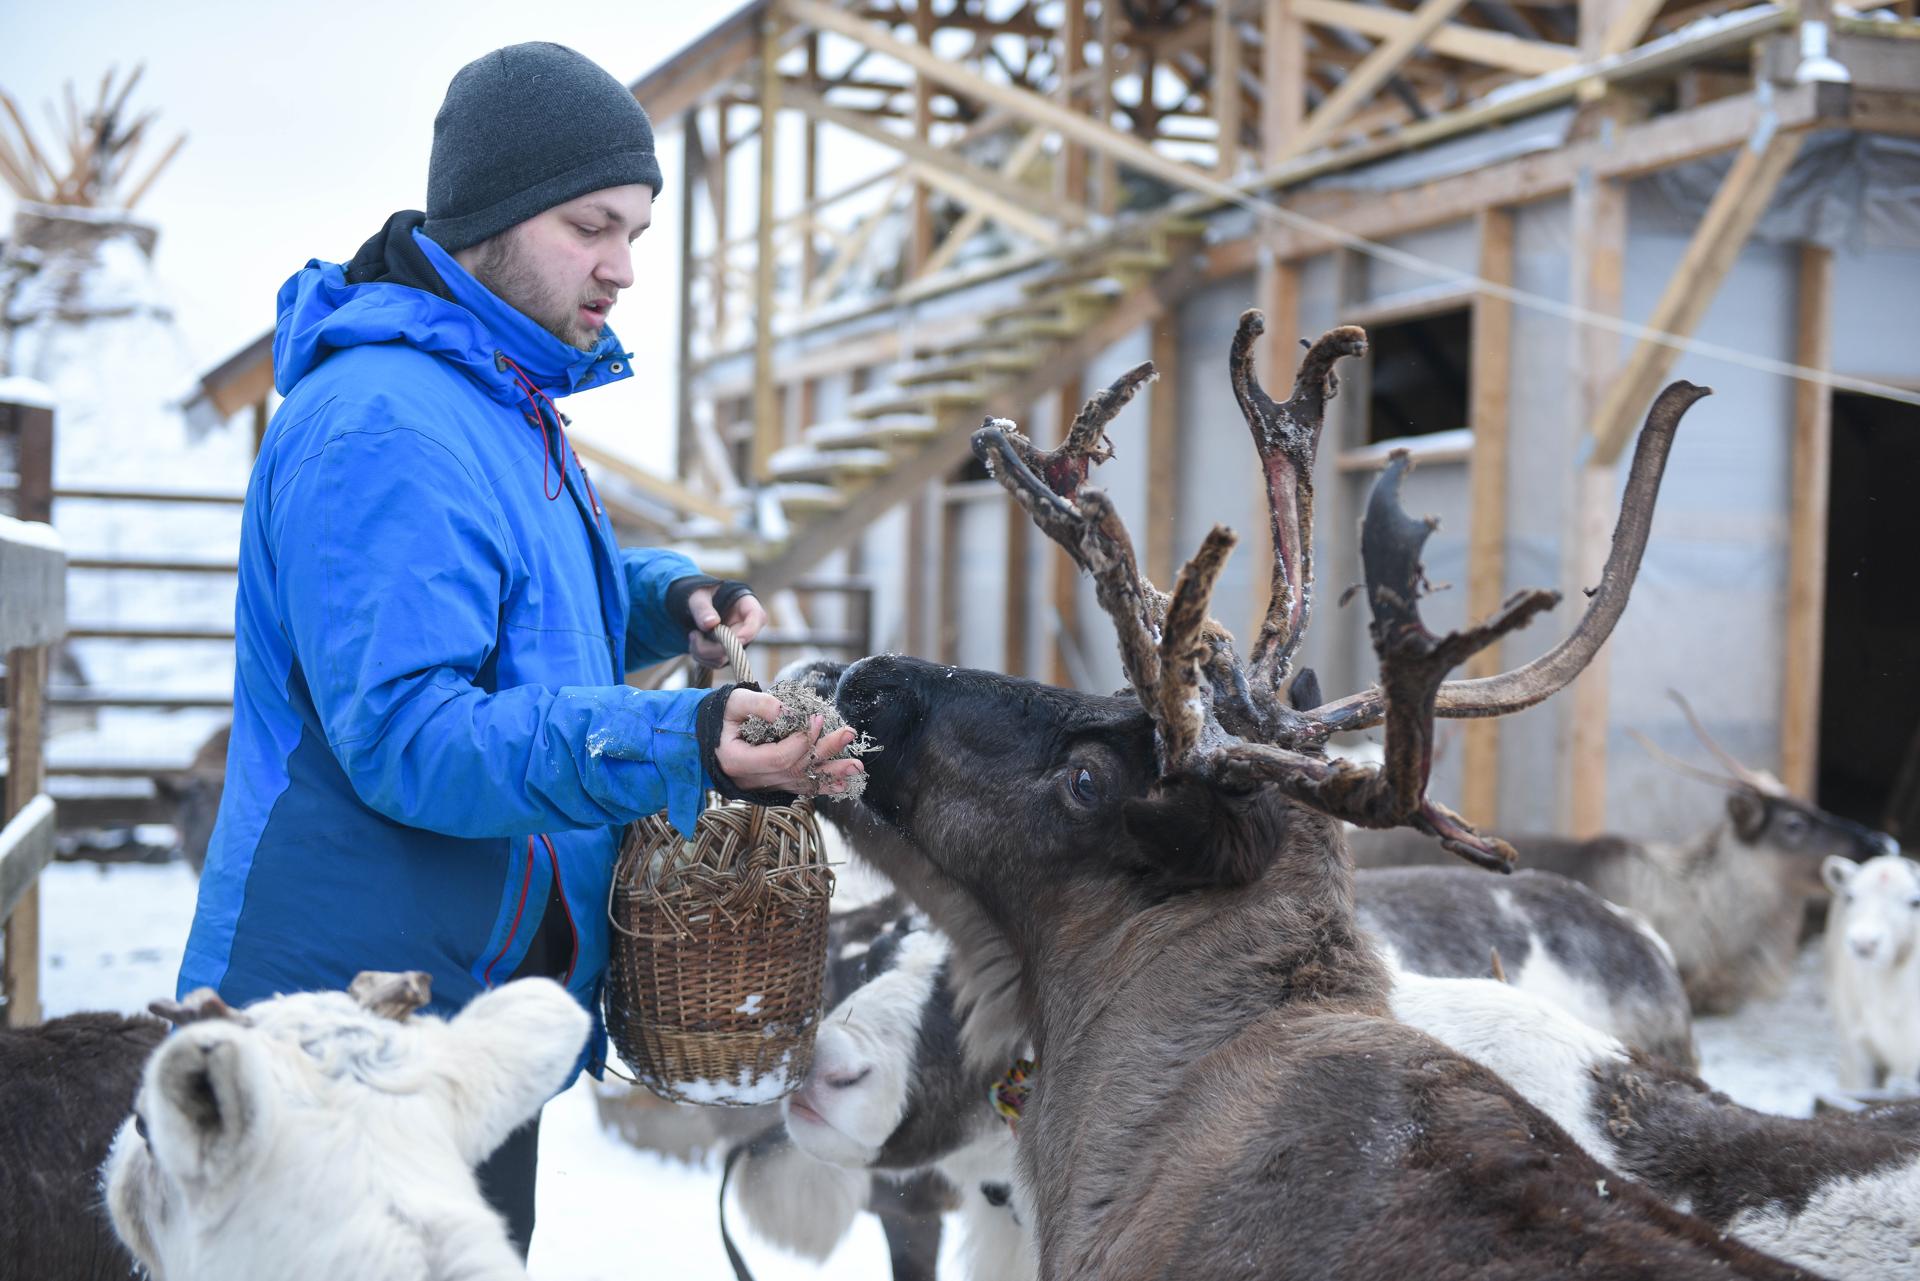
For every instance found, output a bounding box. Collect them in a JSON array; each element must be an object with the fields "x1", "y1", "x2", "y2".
[{"x1": 1852, "y1": 936, "x2": 1882, "y2": 960}]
